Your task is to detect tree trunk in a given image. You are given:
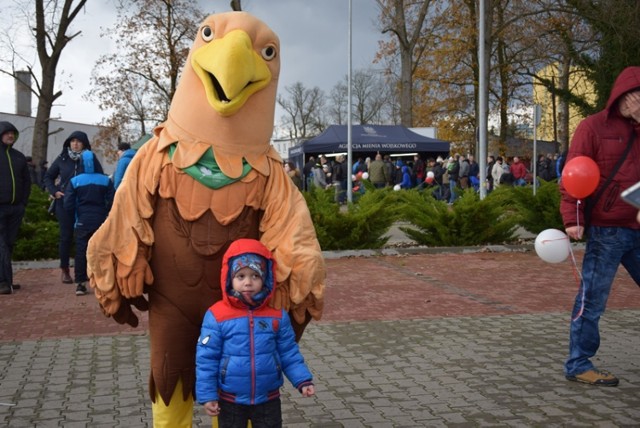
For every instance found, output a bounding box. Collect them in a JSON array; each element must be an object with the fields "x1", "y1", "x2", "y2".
[
  {"x1": 399, "y1": 50, "x2": 413, "y2": 127},
  {"x1": 557, "y1": 58, "x2": 570, "y2": 153}
]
